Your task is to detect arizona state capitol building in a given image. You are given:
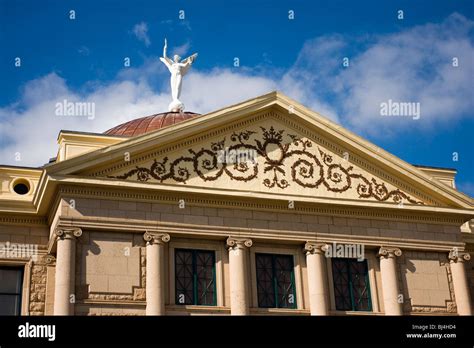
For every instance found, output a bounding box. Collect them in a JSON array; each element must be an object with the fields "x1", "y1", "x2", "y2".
[{"x1": 0, "y1": 91, "x2": 473, "y2": 316}]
